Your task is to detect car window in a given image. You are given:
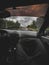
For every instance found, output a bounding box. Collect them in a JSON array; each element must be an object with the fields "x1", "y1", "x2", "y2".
[
  {"x1": 44, "y1": 27, "x2": 49, "y2": 36},
  {"x1": 0, "y1": 4, "x2": 48, "y2": 31}
]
